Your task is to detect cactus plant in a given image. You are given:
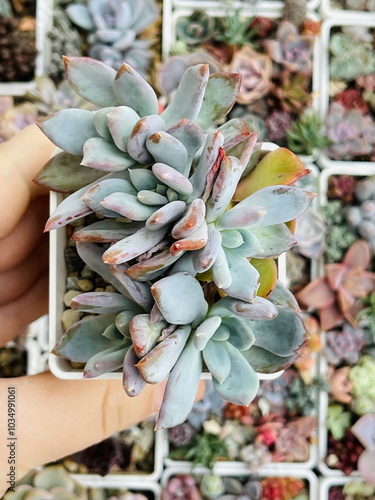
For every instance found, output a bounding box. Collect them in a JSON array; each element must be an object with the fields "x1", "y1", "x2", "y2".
[{"x1": 36, "y1": 56, "x2": 313, "y2": 429}]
